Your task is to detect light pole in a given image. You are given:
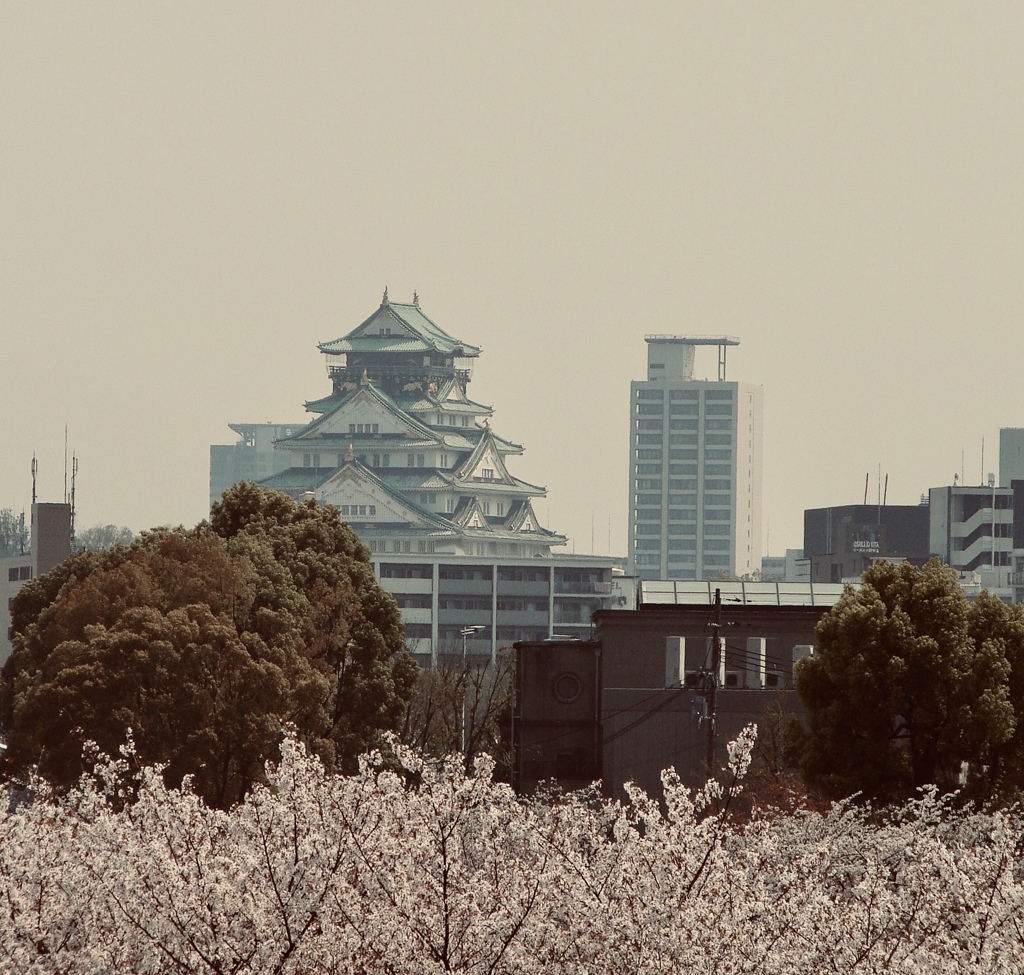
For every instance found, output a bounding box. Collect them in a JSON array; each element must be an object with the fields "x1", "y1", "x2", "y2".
[{"x1": 460, "y1": 625, "x2": 486, "y2": 759}]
